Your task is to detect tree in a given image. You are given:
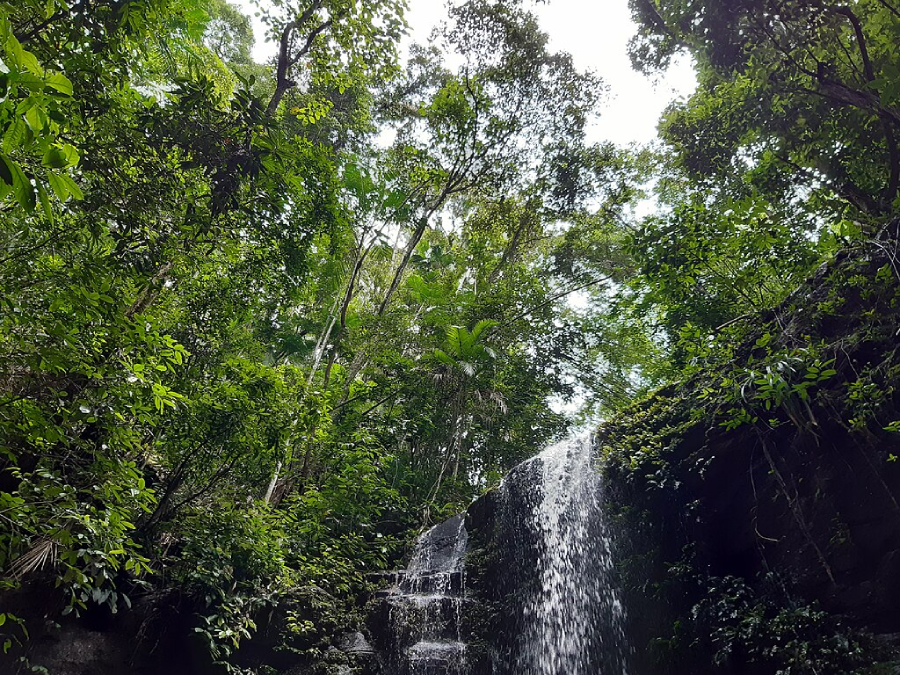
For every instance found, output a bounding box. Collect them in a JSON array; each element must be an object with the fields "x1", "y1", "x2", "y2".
[
  {"x1": 0, "y1": 0, "x2": 671, "y2": 668},
  {"x1": 630, "y1": 0, "x2": 900, "y2": 224}
]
